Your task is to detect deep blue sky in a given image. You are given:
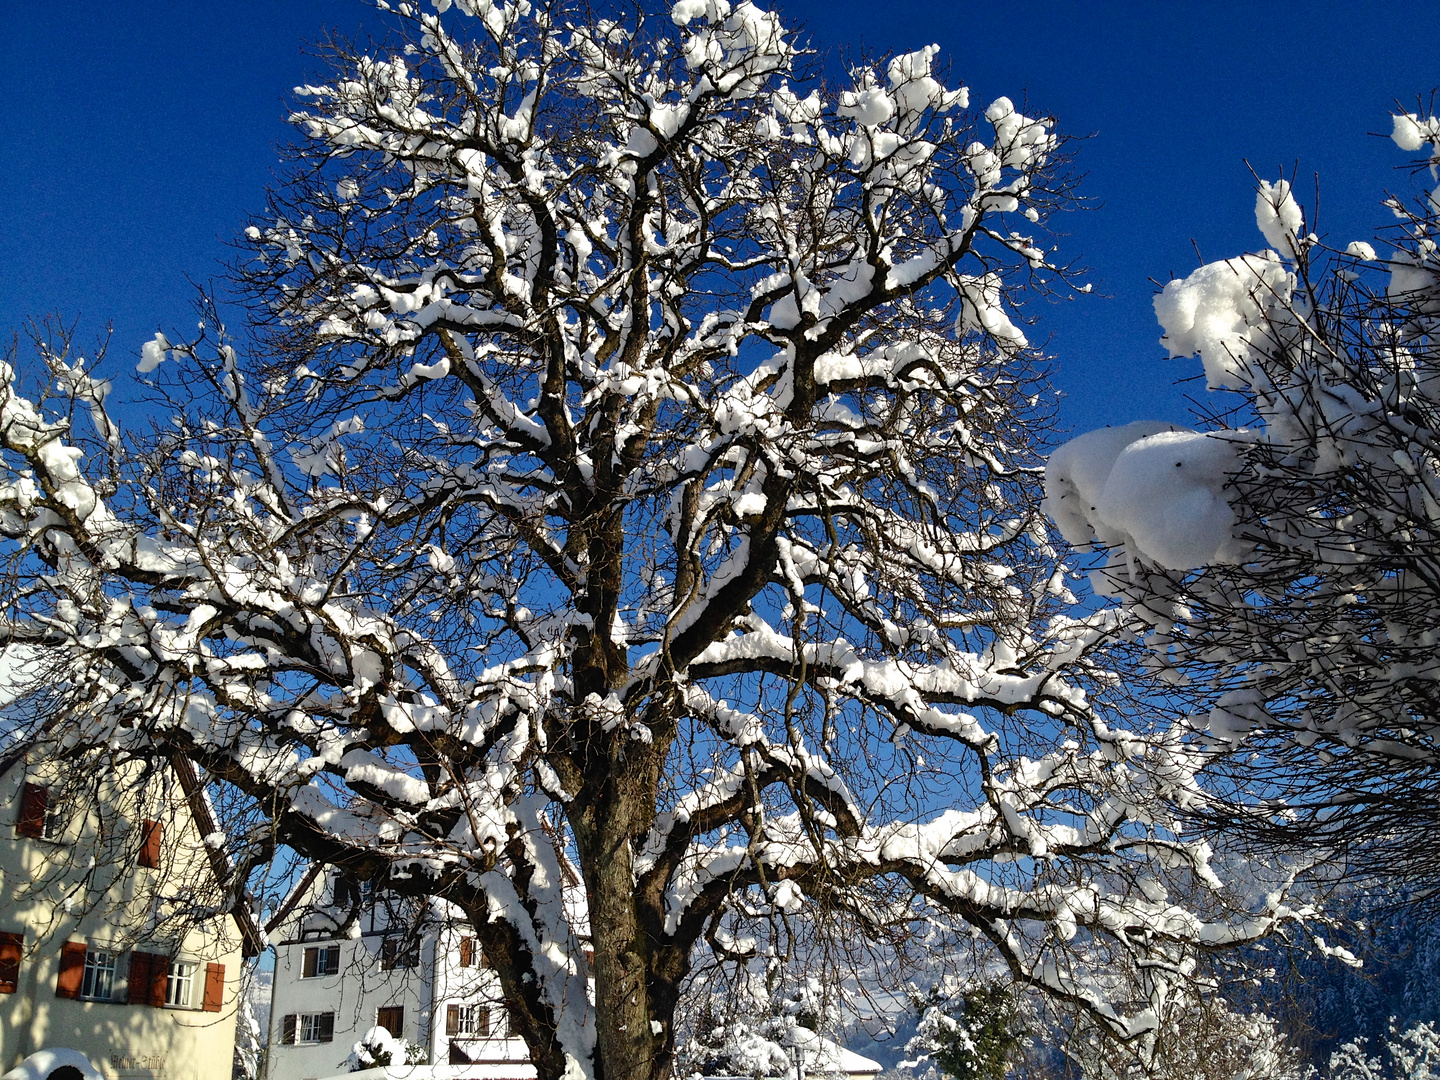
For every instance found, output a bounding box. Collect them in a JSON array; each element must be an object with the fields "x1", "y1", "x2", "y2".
[{"x1": 3, "y1": 1, "x2": 1438, "y2": 434}]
